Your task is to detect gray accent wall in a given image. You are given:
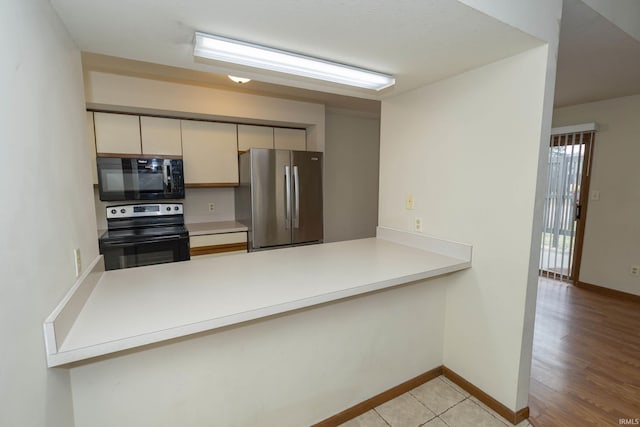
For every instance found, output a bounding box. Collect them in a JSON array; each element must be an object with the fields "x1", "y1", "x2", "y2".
[{"x1": 324, "y1": 110, "x2": 380, "y2": 243}]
